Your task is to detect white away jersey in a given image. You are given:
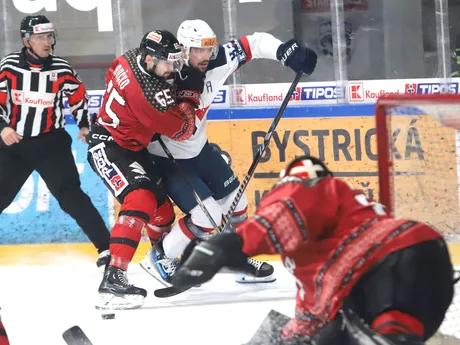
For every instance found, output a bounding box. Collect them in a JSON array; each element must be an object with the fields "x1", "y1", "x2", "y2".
[{"x1": 147, "y1": 32, "x2": 283, "y2": 159}]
